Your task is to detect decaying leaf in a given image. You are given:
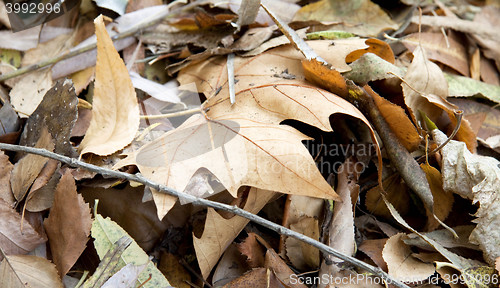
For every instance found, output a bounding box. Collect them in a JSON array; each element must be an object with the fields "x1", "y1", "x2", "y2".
[
  {"x1": 43, "y1": 171, "x2": 92, "y2": 277},
  {"x1": 421, "y1": 163, "x2": 454, "y2": 232},
  {"x1": 79, "y1": 15, "x2": 140, "y2": 156},
  {"x1": 0, "y1": 255, "x2": 63, "y2": 288},
  {"x1": 10, "y1": 34, "x2": 72, "y2": 117},
  {"x1": 433, "y1": 129, "x2": 500, "y2": 265},
  {"x1": 293, "y1": 0, "x2": 398, "y2": 37},
  {"x1": 193, "y1": 188, "x2": 275, "y2": 279},
  {"x1": 383, "y1": 233, "x2": 436, "y2": 283},
  {"x1": 0, "y1": 151, "x2": 15, "y2": 205},
  {"x1": 0, "y1": 198, "x2": 46, "y2": 260}
]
